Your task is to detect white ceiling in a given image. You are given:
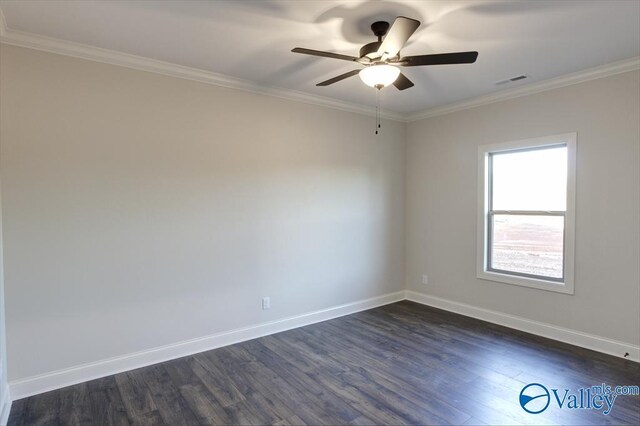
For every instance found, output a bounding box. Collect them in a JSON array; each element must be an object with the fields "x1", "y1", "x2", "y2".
[{"x1": 1, "y1": 0, "x2": 639, "y2": 115}]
